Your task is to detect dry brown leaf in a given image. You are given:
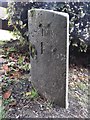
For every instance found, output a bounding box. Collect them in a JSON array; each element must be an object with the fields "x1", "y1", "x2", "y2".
[
  {"x1": 10, "y1": 71, "x2": 21, "y2": 79},
  {"x1": 72, "y1": 75, "x2": 77, "y2": 80},
  {"x1": 3, "y1": 64, "x2": 9, "y2": 72},
  {"x1": 4, "y1": 47, "x2": 10, "y2": 51},
  {"x1": 3, "y1": 90, "x2": 11, "y2": 99},
  {"x1": 9, "y1": 57, "x2": 17, "y2": 62},
  {"x1": 78, "y1": 76, "x2": 85, "y2": 81}
]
